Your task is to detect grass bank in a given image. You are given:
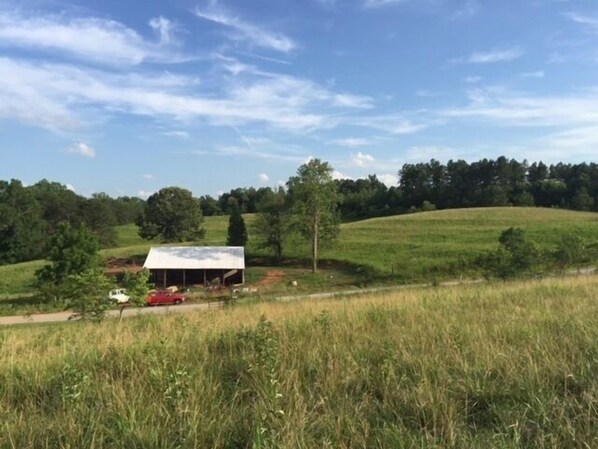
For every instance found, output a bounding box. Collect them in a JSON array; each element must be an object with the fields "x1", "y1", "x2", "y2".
[{"x1": 1, "y1": 275, "x2": 597, "y2": 447}]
